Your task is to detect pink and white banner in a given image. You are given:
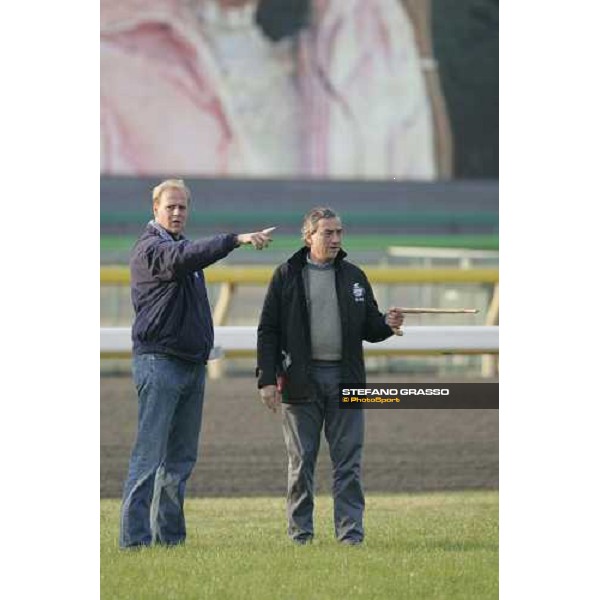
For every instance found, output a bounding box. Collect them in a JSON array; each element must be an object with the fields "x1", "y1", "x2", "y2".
[{"x1": 101, "y1": 0, "x2": 436, "y2": 179}]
